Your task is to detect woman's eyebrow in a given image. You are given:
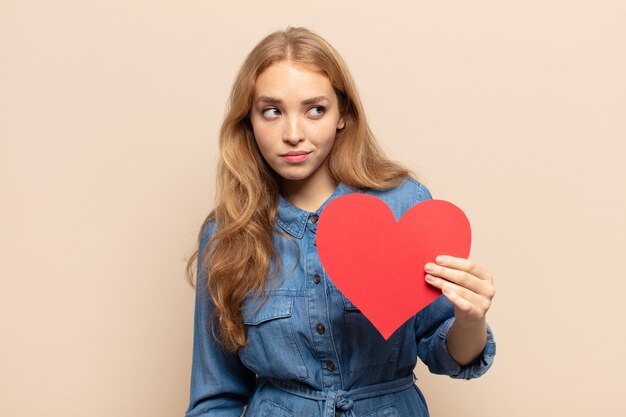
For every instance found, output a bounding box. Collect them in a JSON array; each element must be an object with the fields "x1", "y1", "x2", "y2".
[
  {"x1": 255, "y1": 95, "x2": 331, "y2": 105},
  {"x1": 256, "y1": 95, "x2": 281, "y2": 104},
  {"x1": 301, "y1": 95, "x2": 330, "y2": 105}
]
